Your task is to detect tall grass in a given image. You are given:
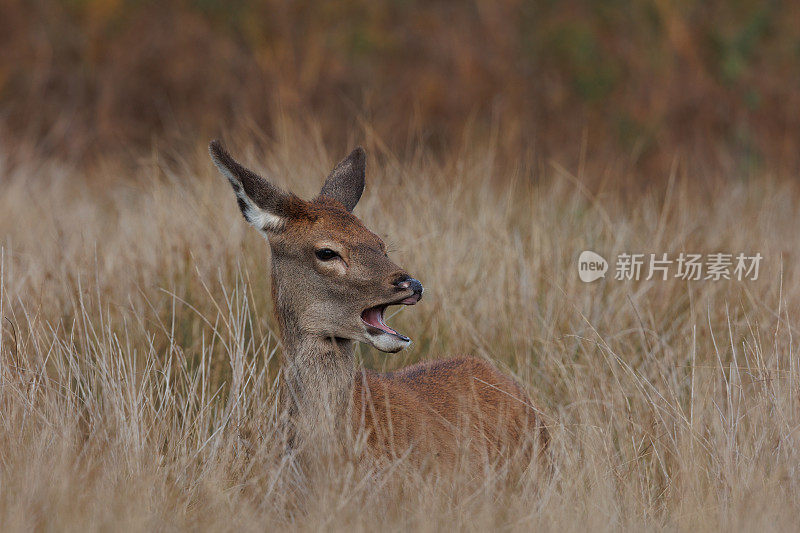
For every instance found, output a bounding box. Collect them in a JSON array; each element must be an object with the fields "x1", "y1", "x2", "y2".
[{"x1": 1, "y1": 125, "x2": 799, "y2": 530}]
